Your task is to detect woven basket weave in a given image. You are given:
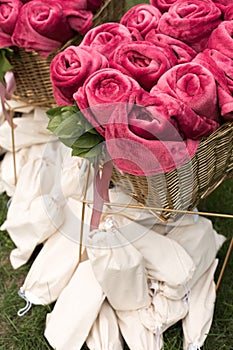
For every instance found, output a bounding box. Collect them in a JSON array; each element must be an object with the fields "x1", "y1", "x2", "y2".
[
  {"x1": 111, "y1": 121, "x2": 233, "y2": 221},
  {"x1": 8, "y1": 0, "x2": 125, "y2": 108}
]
